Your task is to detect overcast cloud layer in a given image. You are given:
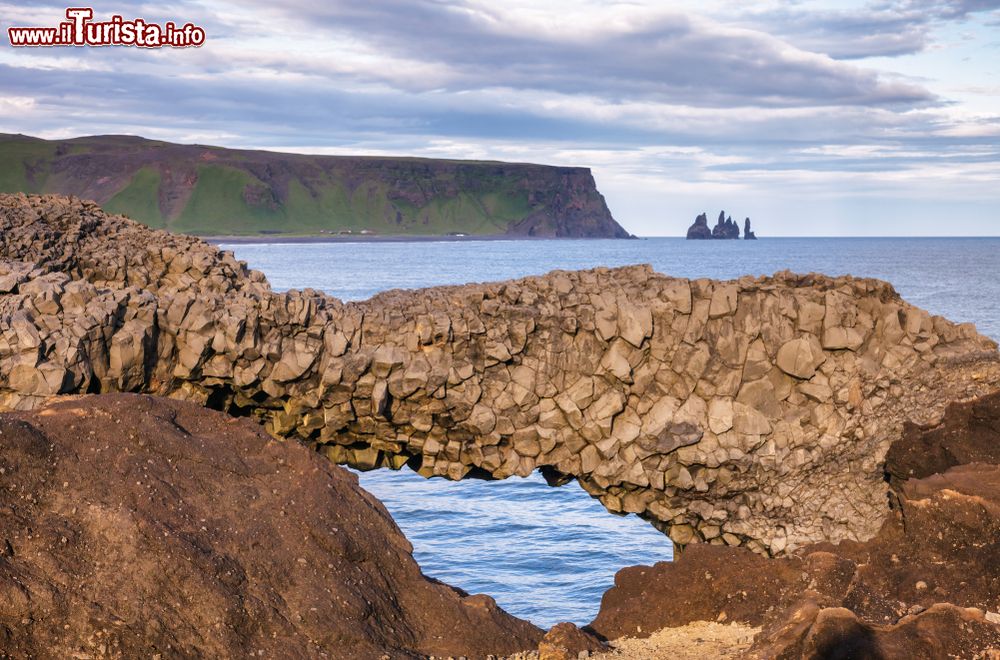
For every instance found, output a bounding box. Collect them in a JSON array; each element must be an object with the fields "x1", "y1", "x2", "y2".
[{"x1": 1, "y1": 0, "x2": 998, "y2": 235}]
